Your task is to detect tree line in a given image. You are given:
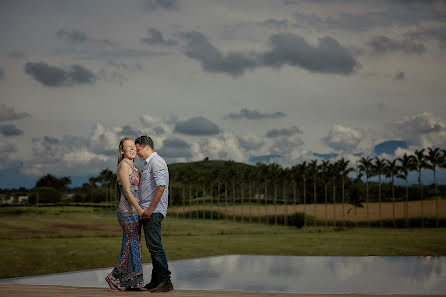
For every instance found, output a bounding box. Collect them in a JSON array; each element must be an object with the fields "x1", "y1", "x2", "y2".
[{"x1": 2, "y1": 147, "x2": 445, "y2": 226}]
